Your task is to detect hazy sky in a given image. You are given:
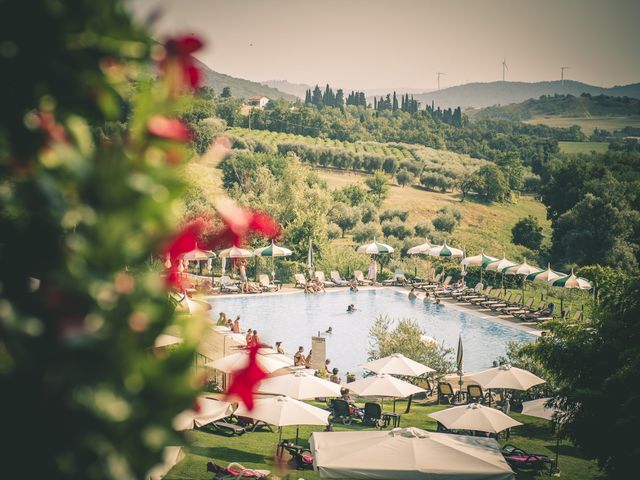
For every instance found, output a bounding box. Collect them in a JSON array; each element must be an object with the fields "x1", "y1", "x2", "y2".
[{"x1": 131, "y1": 0, "x2": 640, "y2": 90}]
